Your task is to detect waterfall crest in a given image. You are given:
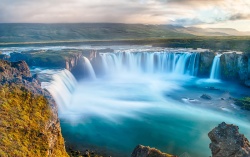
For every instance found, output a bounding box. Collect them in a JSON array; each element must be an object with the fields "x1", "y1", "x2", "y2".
[
  {"x1": 42, "y1": 69, "x2": 77, "y2": 111},
  {"x1": 210, "y1": 54, "x2": 222, "y2": 80},
  {"x1": 100, "y1": 52, "x2": 200, "y2": 76}
]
